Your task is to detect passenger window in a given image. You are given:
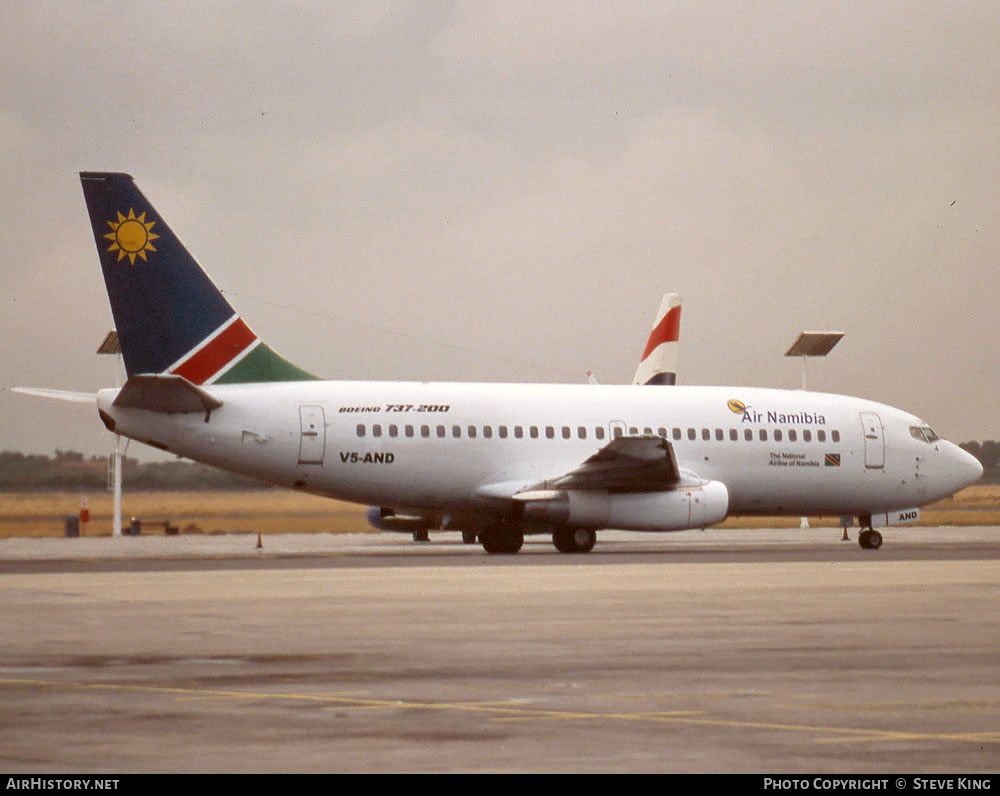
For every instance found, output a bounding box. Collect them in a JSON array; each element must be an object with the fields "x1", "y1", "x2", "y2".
[
  {"x1": 530, "y1": 426, "x2": 539, "y2": 439},
  {"x1": 595, "y1": 427, "x2": 605, "y2": 440},
  {"x1": 356, "y1": 424, "x2": 366, "y2": 438},
  {"x1": 745, "y1": 429, "x2": 753, "y2": 441},
  {"x1": 715, "y1": 428, "x2": 724, "y2": 441},
  {"x1": 436, "y1": 425, "x2": 446, "y2": 438},
  {"x1": 467, "y1": 425, "x2": 477, "y2": 438},
  {"x1": 832, "y1": 430, "x2": 840, "y2": 443},
  {"x1": 499, "y1": 426, "x2": 508, "y2": 439},
  {"x1": 405, "y1": 425, "x2": 414, "y2": 438},
  {"x1": 788, "y1": 429, "x2": 797, "y2": 442},
  {"x1": 687, "y1": 428, "x2": 696, "y2": 441},
  {"x1": 421, "y1": 425, "x2": 430, "y2": 438},
  {"x1": 562, "y1": 426, "x2": 571, "y2": 439},
  {"x1": 774, "y1": 429, "x2": 782, "y2": 442},
  {"x1": 643, "y1": 427, "x2": 653, "y2": 436},
  {"x1": 673, "y1": 428, "x2": 682, "y2": 441},
  {"x1": 817, "y1": 430, "x2": 826, "y2": 442},
  {"x1": 514, "y1": 426, "x2": 524, "y2": 439},
  {"x1": 658, "y1": 427, "x2": 667, "y2": 438},
  {"x1": 803, "y1": 429, "x2": 811, "y2": 442},
  {"x1": 729, "y1": 429, "x2": 738, "y2": 441},
  {"x1": 629, "y1": 427, "x2": 638, "y2": 436},
  {"x1": 701, "y1": 428, "x2": 710, "y2": 441},
  {"x1": 545, "y1": 426, "x2": 554, "y2": 439},
  {"x1": 483, "y1": 426, "x2": 492, "y2": 439},
  {"x1": 577, "y1": 426, "x2": 586, "y2": 439},
  {"x1": 613, "y1": 426, "x2": 623, "y2": 439},
  {"x1": 452, "y1": 425, "x2": 461, "y2": 438},
  {"x1": 389, "y1": 424, "x2": 398, "y2": 438},
  {"x1": 759, "y1": 429, "x2": 768, "y2": 441},
  {"x1": 373, "y1": 424, "x2": 382, "y2": 438}
]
